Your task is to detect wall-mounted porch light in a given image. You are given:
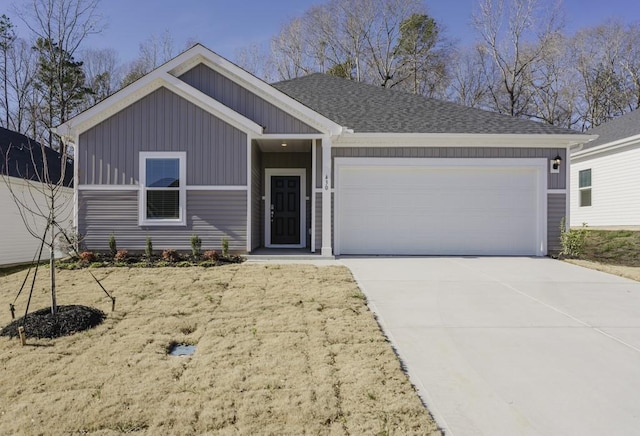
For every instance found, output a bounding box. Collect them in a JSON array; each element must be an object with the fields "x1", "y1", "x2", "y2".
[
  {"x1": 281, "y1": 142, "x2": 287, "y2": 147},
  {"x1": 550, "y1": 154, "x2": 562, "y2": 174}
]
